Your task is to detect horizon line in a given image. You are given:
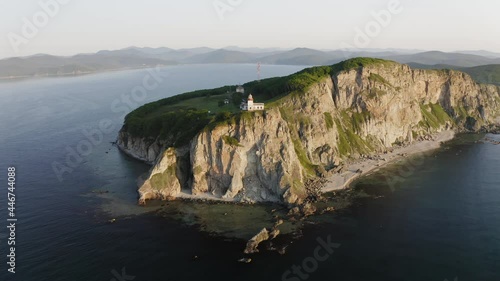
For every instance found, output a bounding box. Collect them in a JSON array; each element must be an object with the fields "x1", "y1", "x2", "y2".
[{"x1": 2, "y1": 46, "x2": 500, "y2": 60}]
